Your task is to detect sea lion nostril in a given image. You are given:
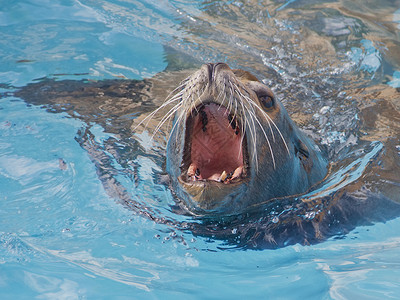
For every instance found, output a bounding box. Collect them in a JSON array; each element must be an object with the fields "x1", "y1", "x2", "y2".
[
  {"x1": 207, "y1": 62, "x2": 223, "y2": 69},
  {"x1": 207, "y1": 63, "x2": 226, "y2": 82},
  {"x1": 207, "y1": 63, "x2": 214, "y2": 82},
  {"x1": 207, "y1": 63, "x2": 214, "y2": 70}
]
